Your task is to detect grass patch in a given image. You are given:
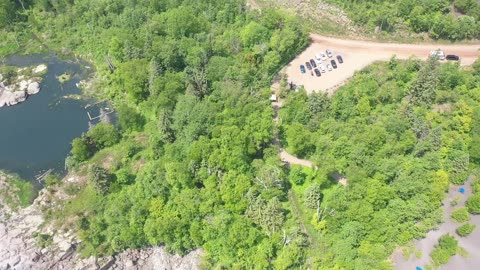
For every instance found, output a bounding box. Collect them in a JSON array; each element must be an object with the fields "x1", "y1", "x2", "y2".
[
  {"x1": 451, "y1": 207, "x2": 470, "y2": 223},
  {"x1": 430, "y1": 234, "x2": 458, "y2": 268},
  {"x1": 456, "y1": 223, "x2": 476, "y2": 237},
  {"x1": 11, "y1": 178, "x2": 36, "y2": 207},
  {"x1": 57, "y1": 72, "x2": 72, "y2": 83},
  {"x1": 44, "y1": 185, "x2": 99, "y2": 228},
  {"x1": 0, "y1": 171, "x2": 36, "y2": 209},
  {"x1": 402, "y1": 244, "x2": 415, "y2": 260}
]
